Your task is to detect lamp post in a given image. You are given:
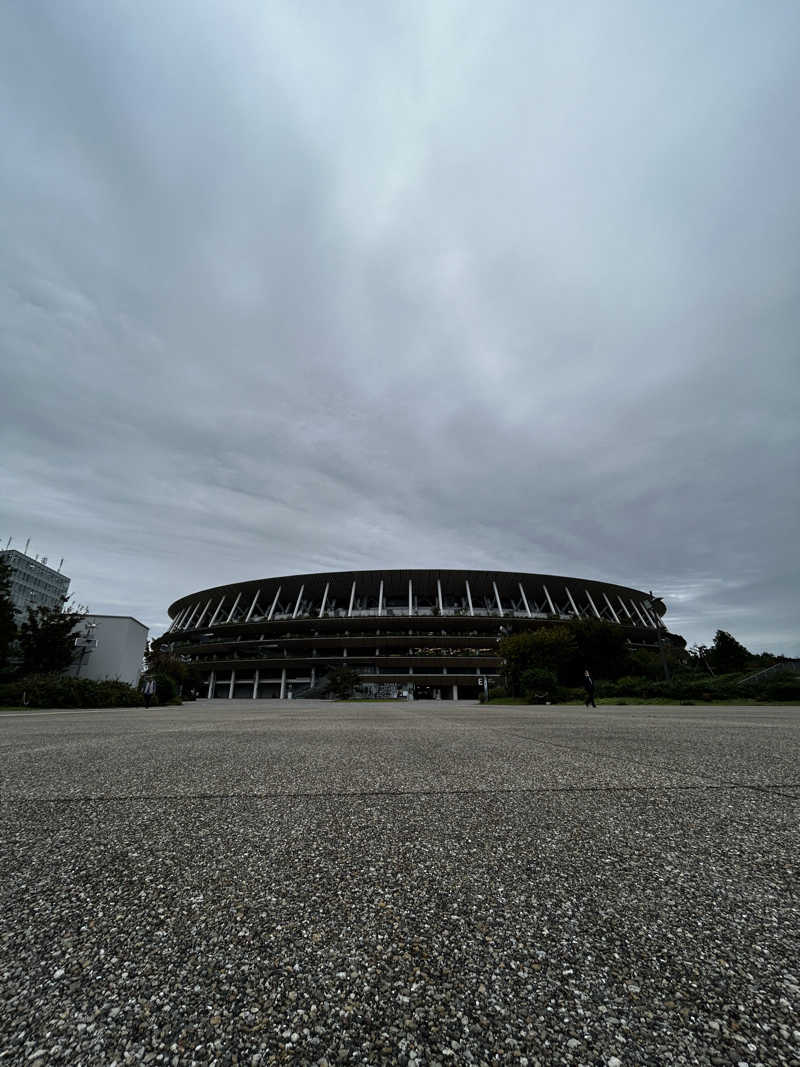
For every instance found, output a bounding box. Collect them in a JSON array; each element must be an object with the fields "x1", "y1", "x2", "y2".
[{"x1": 644, "y1": 592, "x2": 670, "y2": 682}]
